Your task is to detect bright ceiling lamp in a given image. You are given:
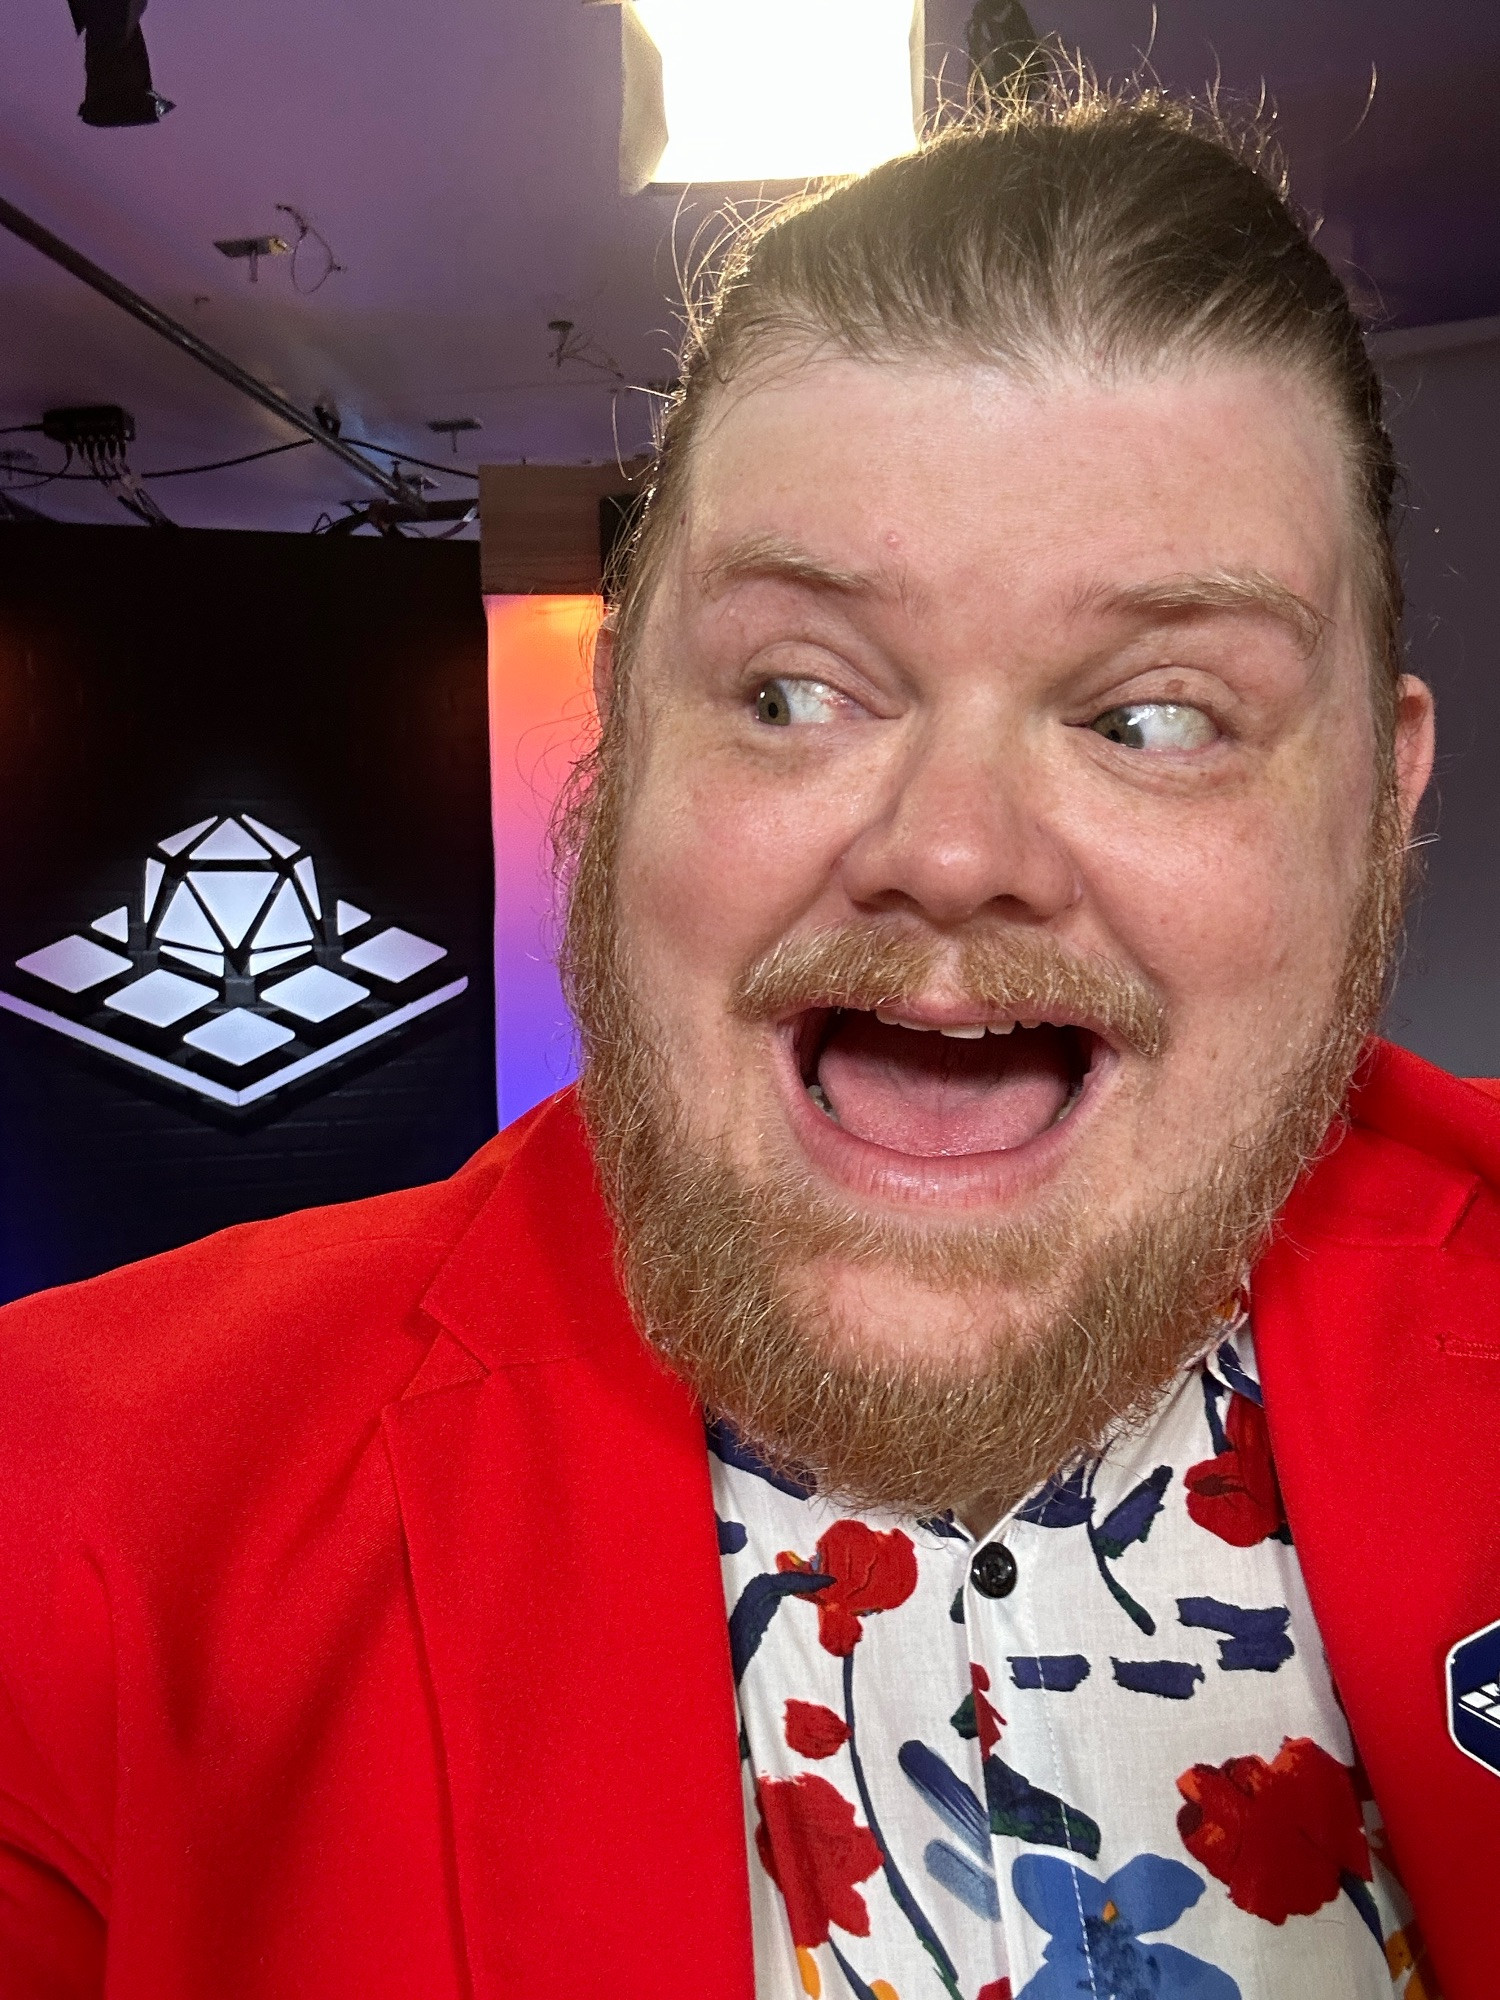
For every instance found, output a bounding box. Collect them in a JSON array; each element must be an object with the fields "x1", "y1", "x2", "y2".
[{"x1": 612, "y1": 0, "x2": 924, "y2": 191}]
